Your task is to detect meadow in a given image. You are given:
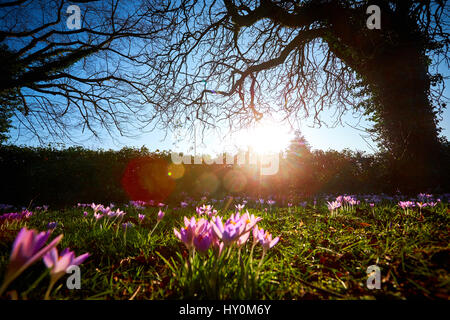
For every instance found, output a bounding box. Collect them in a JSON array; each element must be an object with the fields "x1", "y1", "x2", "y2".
[{"x1": 0, "y1": 194, "x2": 448, "y2": 300}]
